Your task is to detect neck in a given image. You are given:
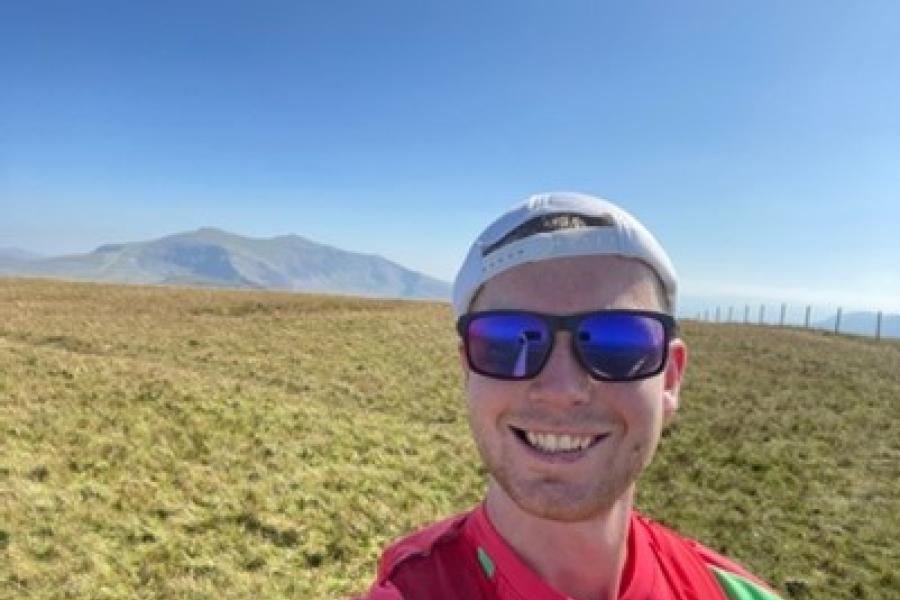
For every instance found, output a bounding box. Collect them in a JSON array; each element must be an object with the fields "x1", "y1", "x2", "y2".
[{"x1": 484, "y1": 481, "x2": 633, "y2": 600}]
